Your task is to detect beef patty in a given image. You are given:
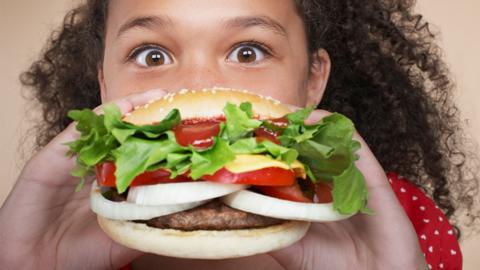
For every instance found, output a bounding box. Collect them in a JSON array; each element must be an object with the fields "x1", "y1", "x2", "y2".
[
  {"x1": 103, "y1": 188, "x2": 284, "y2": 231},
  {"x1": 136, "y1": 199, "x2": 284, "y2": 231}
]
